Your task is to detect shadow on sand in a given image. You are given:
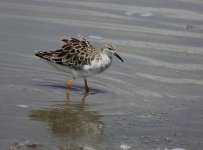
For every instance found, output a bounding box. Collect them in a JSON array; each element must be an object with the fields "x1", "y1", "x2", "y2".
[{"x1": 39, "y1": 83, "x2": 106, "y2": 95}]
